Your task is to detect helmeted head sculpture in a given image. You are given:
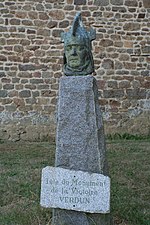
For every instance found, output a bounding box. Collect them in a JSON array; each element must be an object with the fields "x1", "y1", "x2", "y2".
[{"x1": 61, "y1": 12, "x2": 96, "y2": 76}]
